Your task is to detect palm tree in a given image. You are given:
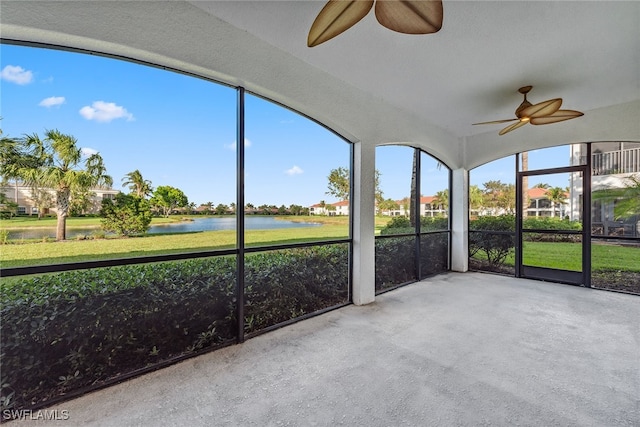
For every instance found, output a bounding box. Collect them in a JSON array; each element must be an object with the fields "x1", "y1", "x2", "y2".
[
  {"x1": 533, "y1": 183, "x2": 551, "y2": 189},
  {"x1": 122, "y1": 169, "x2": 152, "y2": 198},
  {"x1": 547, "y1": 186, "x2": 568, "y2": 217},
  {"x1": 432, "y1": 189, "x2": 449, "y2": 213},
  {"x1": 409, "y1": 150, "x2": 418, "y2": 226},
  {"x1": 593, "y1": 174, "x2": 640, "y2": 220},
  {"x1": 18, "y1": 130, "x2": 113, "y2": 240}
]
